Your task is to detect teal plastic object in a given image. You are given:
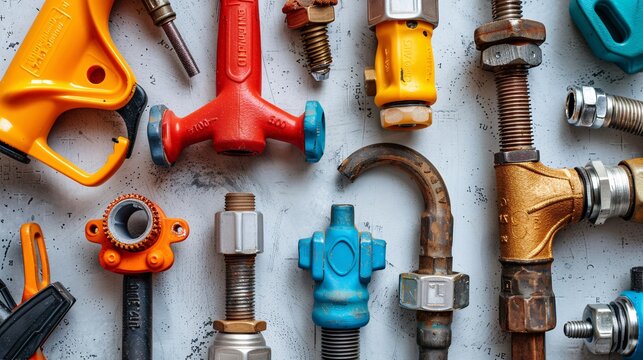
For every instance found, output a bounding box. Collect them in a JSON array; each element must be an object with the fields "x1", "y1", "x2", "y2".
[
  {"x1": 622, "y1": 289, "x2": 643, "y2": 360},
  {"x1": 570, "y1": 0, "x2": 643, "y2": 73},
  {"x1": 299, "y1": 204, "x2": 386, "y2": 329}
]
